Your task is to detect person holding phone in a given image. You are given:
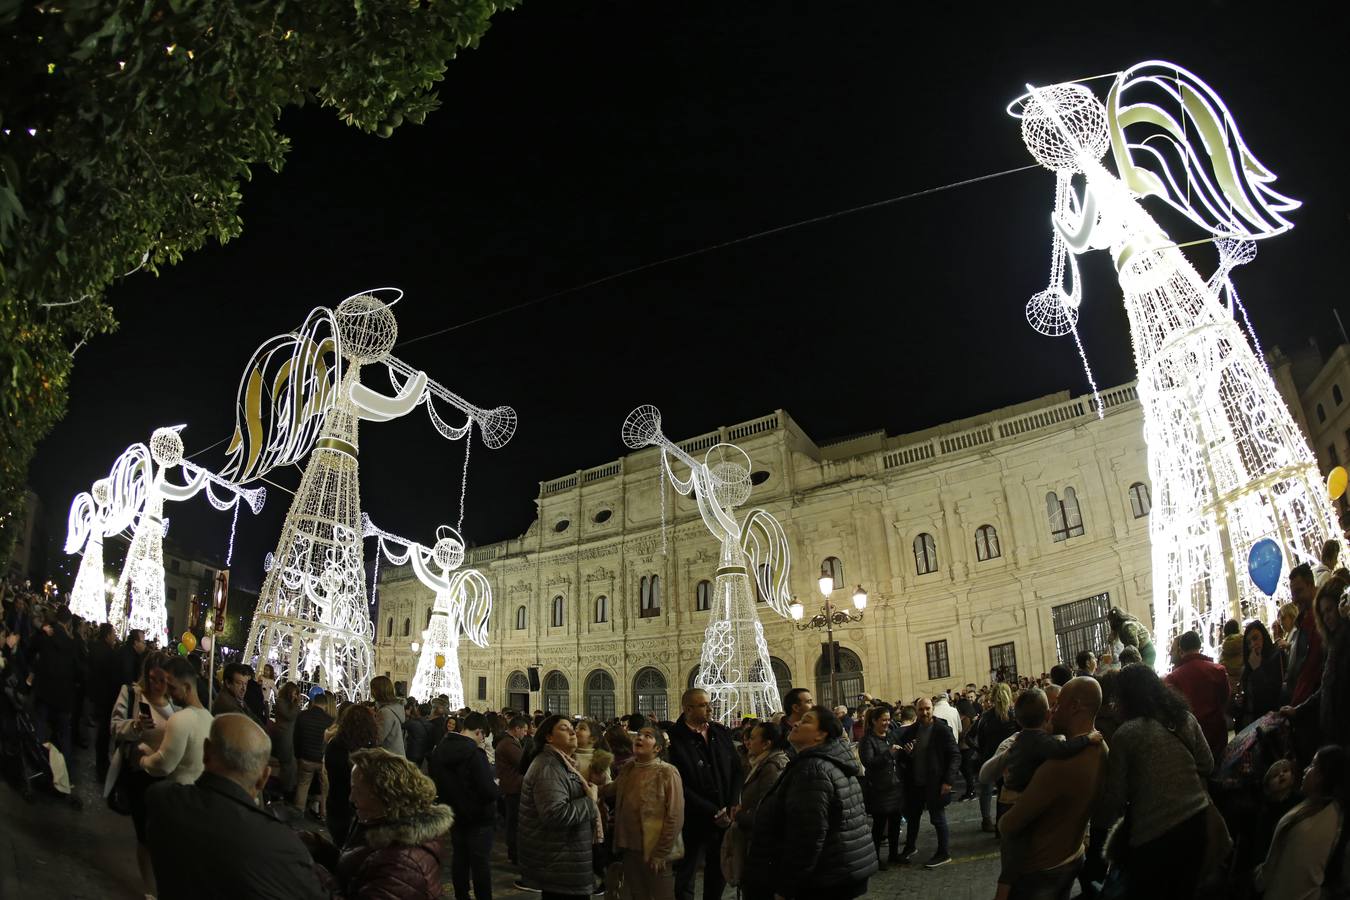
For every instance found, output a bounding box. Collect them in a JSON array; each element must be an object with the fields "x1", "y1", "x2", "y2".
[{"x1": 107, "y1": 650, "x2": 177, "y2": 900}]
